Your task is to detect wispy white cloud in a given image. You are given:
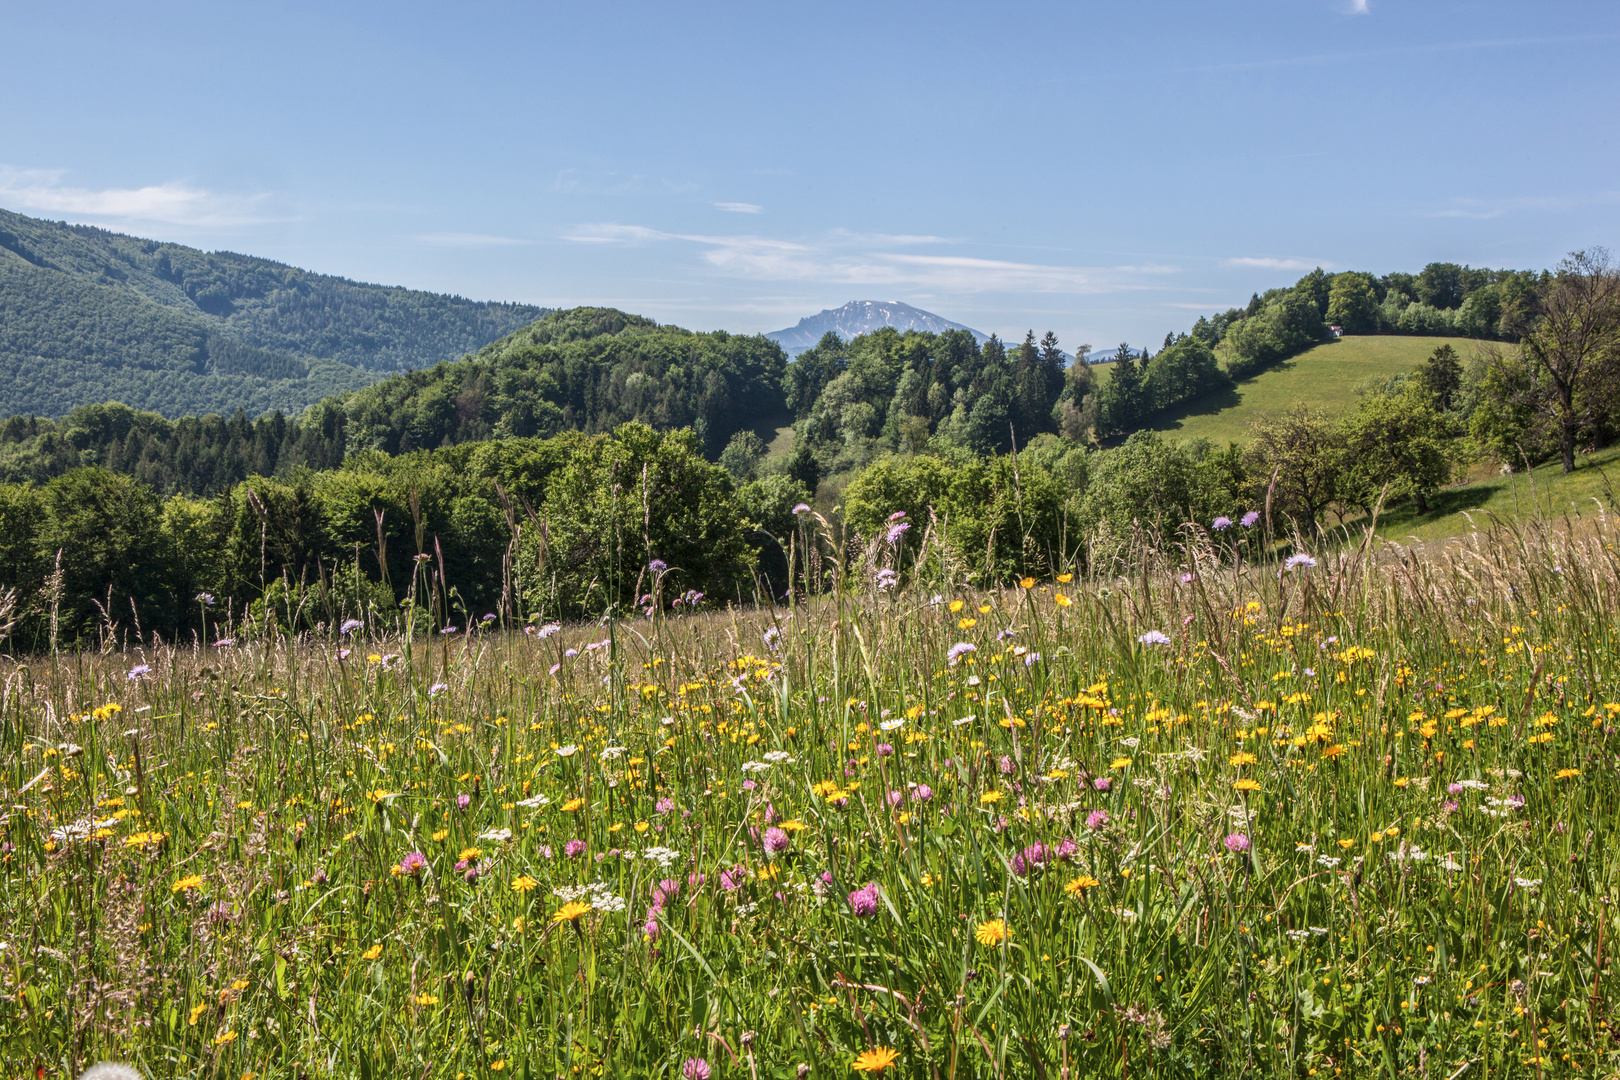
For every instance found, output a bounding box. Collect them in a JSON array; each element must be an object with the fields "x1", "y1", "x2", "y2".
[
  {"x1": 0, "y1": 165, "x2": 276, "y2": 226},
  {"x1": 413, "y1": 232, "x2": 533, "y2": 248},
  {"x1": 1345, "y1": 0, "x2": 1370, "y2": 15},
  {"x1": 1428, "y1": 191, "x2": 1620, "y2": 220},
  {"x1": 1187, "y1": 32, "x2": 1620, "y2": 74},
  {"x1": 713, "y1": 202, "x2": 764, "y2": 214},
  {"x1": 562, "y1": 222, "x2": 1163, "y2": 294},
  {"x1": 1226, "y1": 256, "x2": 1330, "y2": 271}
]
